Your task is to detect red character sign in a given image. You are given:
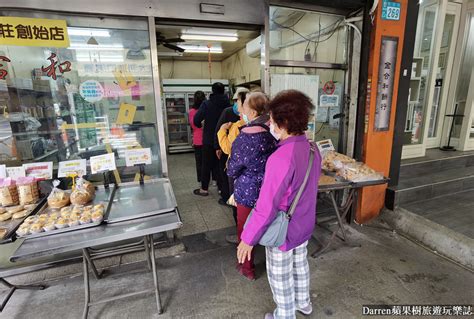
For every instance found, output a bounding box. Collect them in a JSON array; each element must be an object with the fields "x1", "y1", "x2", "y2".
[
  {"x1": 41, "y1": 53, "x2": 71, "y2": 80},
  {"x1": 323, "y1": 80, "x2": 336, "y2": 95},
  {"x1": 0, "y1": 56, "x2": 11, "y2": 80}
]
